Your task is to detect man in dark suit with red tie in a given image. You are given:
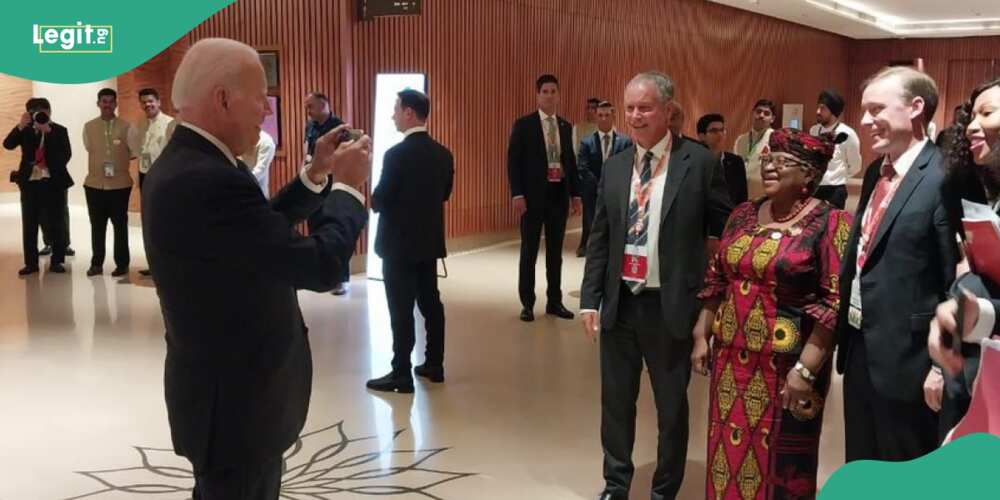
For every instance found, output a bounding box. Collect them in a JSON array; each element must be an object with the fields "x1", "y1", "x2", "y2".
[
  {"x1": 836, "y1": 66, "x2": 960, "y2": 462},
  {"x1": 577, "y1": 101, "x2": 632, "y2": 257},
  {"x1": 507, "y1": 74, "x2": 582, "y2": 322}
]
